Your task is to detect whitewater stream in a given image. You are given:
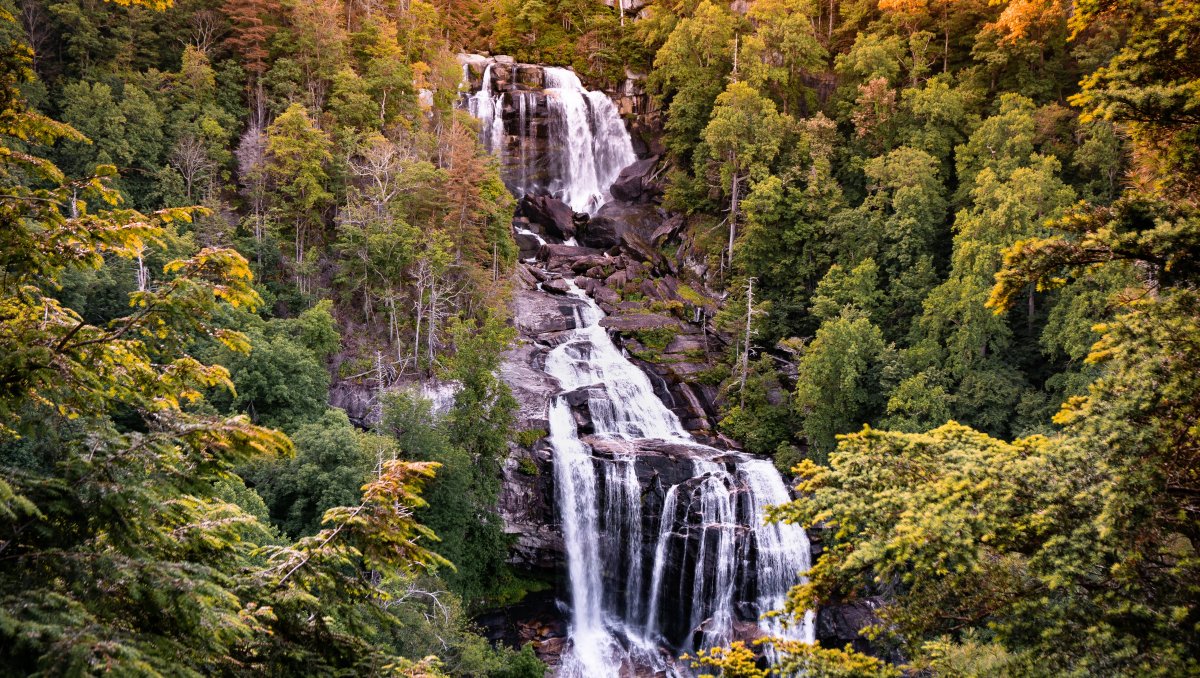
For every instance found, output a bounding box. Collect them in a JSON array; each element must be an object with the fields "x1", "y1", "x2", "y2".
[{"x1": 465, "y1": 59, "x2": 814, "y2": 676}]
